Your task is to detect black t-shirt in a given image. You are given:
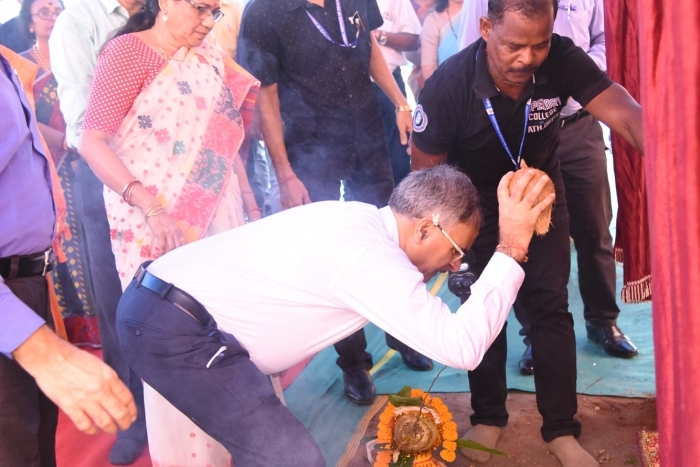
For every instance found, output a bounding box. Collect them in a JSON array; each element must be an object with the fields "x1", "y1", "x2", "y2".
[
  {"x1": 238, "y1": 0, "x2": 384, "y2": 149},
  {"x1": 412, "y1": 35, "x2": 613, "y2": 192}
]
